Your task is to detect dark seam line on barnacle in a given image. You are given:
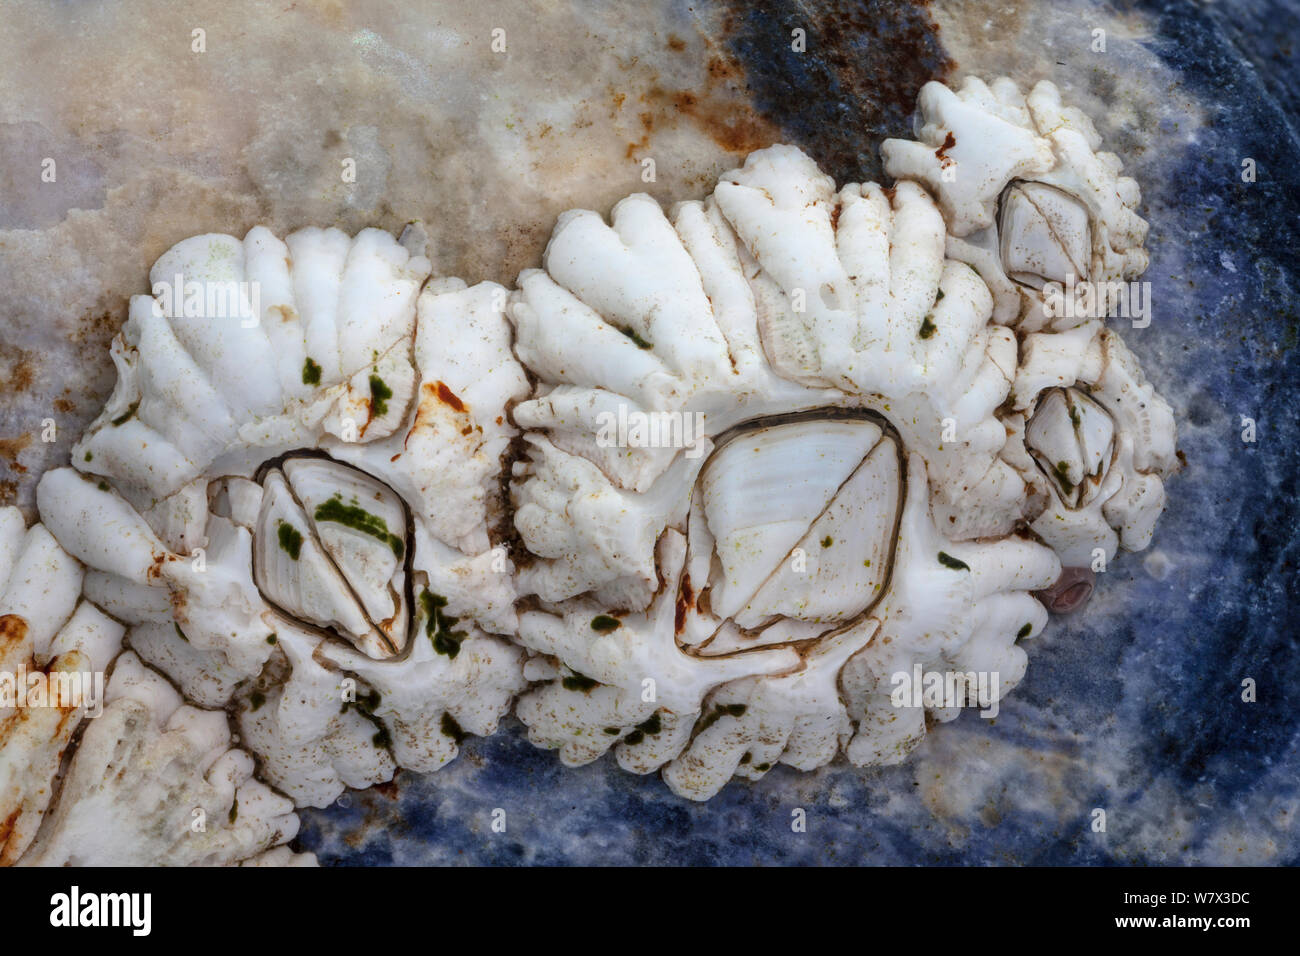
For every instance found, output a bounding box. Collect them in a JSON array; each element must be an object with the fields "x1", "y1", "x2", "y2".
[
  {"x1": 24, "y1": 684, "x2": 95, "y2": 847},
  {"x1": 1026, "y1": 388, "x2": 1120, "y2": 512},
  {"x1": 998, "y1": 181, "x2": 1092, "y2": 290},
  {"x1": 697, "y1": 434, "x2": 889, "y2": 639},
  {"x1": 681, "y1": 407, "x2": 908, "y2": 660},
  {"x1": 268, "y1": 465, "x2": 398, "y2": 656},
  {"x1": 705, "y1": 404, "x2": 896, "y2": 454},
  {"x1": 250, "y1": 449, "x2": 416, "y2": 662},
  {"x1": 692, "y1": 411, "x2": 906, "y2": 657},
  {"x1": 1021, "y1": 185, "x2": 1090, "y2": 279}
]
